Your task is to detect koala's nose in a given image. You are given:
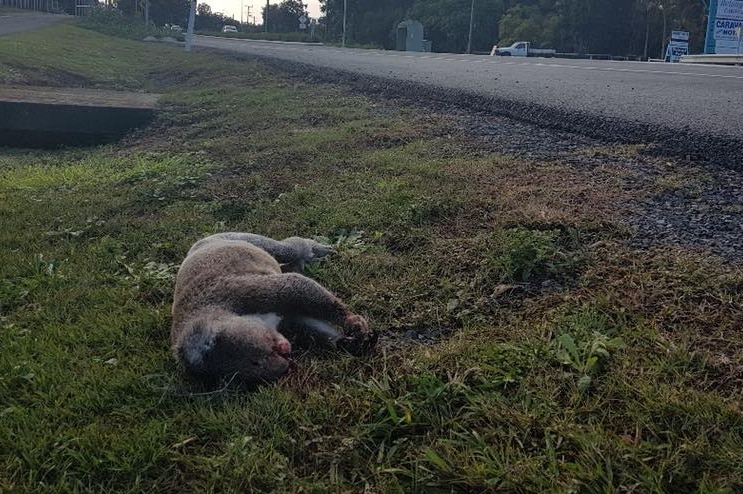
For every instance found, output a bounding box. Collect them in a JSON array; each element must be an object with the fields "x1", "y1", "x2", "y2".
[{"x1": 272, "y1": 338, "x2": 292, "y2": 356}]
